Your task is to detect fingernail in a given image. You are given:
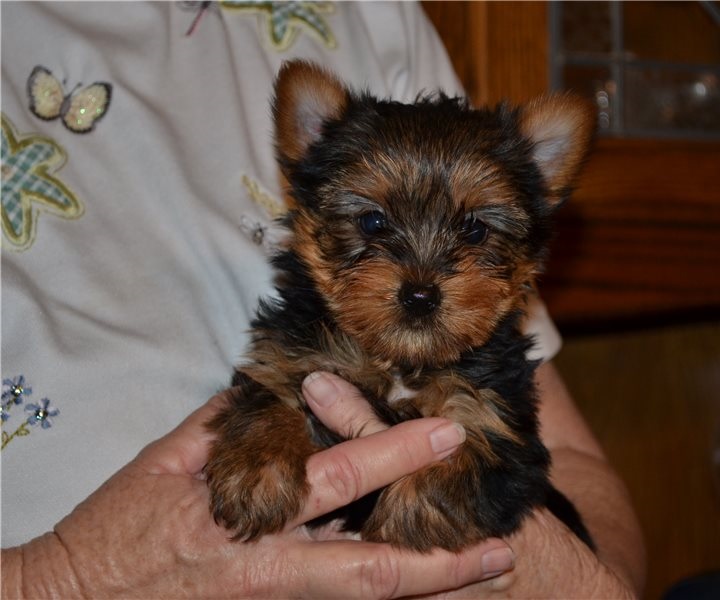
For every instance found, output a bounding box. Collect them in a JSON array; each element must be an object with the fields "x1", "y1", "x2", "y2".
[
  {"x1": 302, "y1": 372, "x2": 338, "y2": 407},
  {"x1": 429, "y1": 422, "x2": 466, "y2": 455},
  {"x1": 481, "y1": 546, "x2": 515, "y2": 578}
]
